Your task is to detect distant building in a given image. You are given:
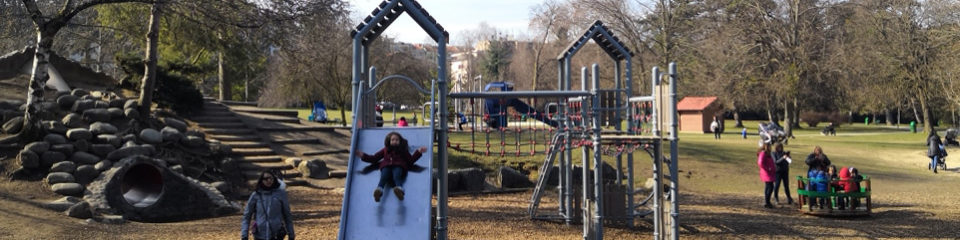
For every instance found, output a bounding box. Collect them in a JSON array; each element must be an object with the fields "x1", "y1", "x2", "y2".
[{"x1": 677, "y1": 96, "x2": 723, "y2": 133}]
